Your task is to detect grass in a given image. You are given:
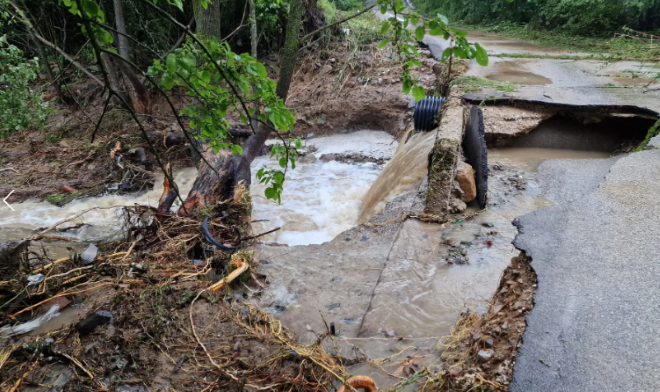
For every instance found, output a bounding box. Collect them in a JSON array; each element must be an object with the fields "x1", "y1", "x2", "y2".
[
  {"x1": 451, "y1": 76, "x2": 516, "y2": 93},
  {"x1": 462, "y1": 22, "x2": 660, "y2": 61},
  {"x1": 635, "y1": 120, "x2": 660, "y2": 151}
]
